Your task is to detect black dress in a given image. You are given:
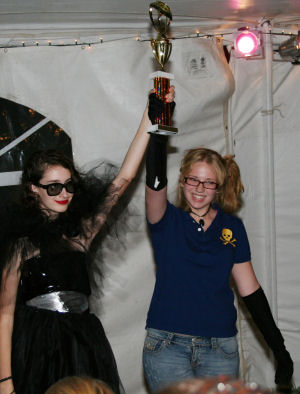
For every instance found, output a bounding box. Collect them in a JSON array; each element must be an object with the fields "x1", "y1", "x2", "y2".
[
  {"x1": 0, "y1": 168, "x2": 129, "y2": 394},
  {"x1": 11, "y1": 250, "x2": 122, "y2": 394}
]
